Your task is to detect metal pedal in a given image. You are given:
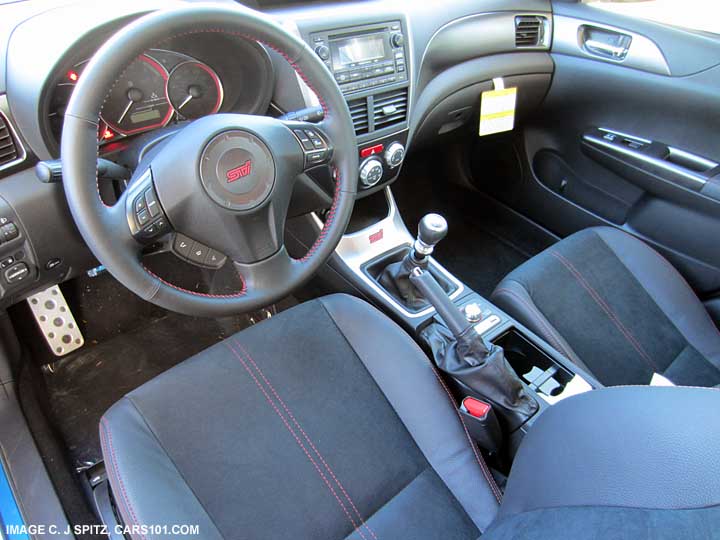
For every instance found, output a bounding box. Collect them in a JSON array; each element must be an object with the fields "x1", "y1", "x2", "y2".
[{"x1": 27, "y1": 285, "x2": 84, "y2": 356}]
